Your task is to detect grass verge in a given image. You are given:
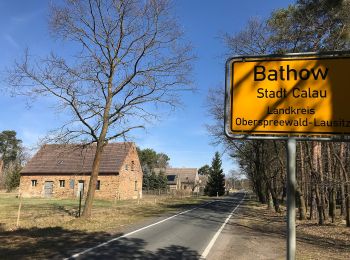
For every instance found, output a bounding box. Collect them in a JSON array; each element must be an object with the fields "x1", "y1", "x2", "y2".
[
  {"x1": 0, "y1": 191, "x2": 209, "y2": 259},
  {"x1": 0, "y1": 192, "x2": 207, "y2": 233}
]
